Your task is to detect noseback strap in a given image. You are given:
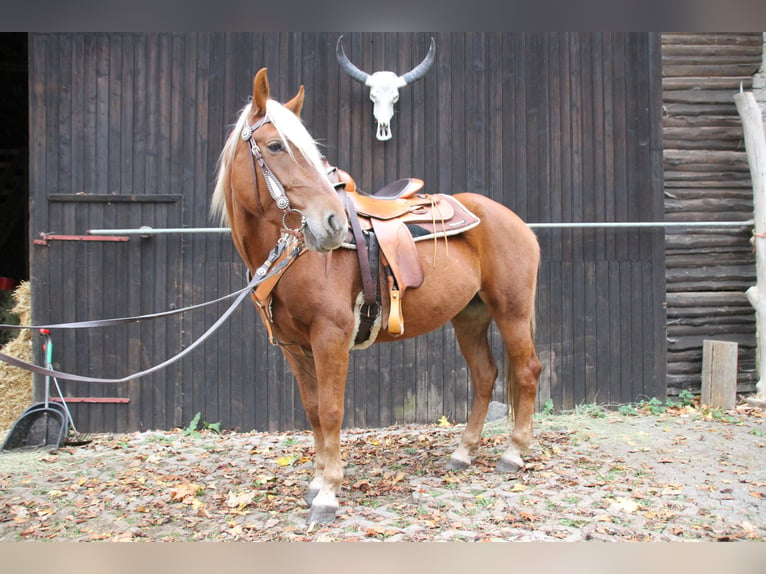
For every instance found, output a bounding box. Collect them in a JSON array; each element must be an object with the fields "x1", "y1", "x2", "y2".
[{"x1": 242, "y1": 117, "x2": 291, "y2": 212}]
